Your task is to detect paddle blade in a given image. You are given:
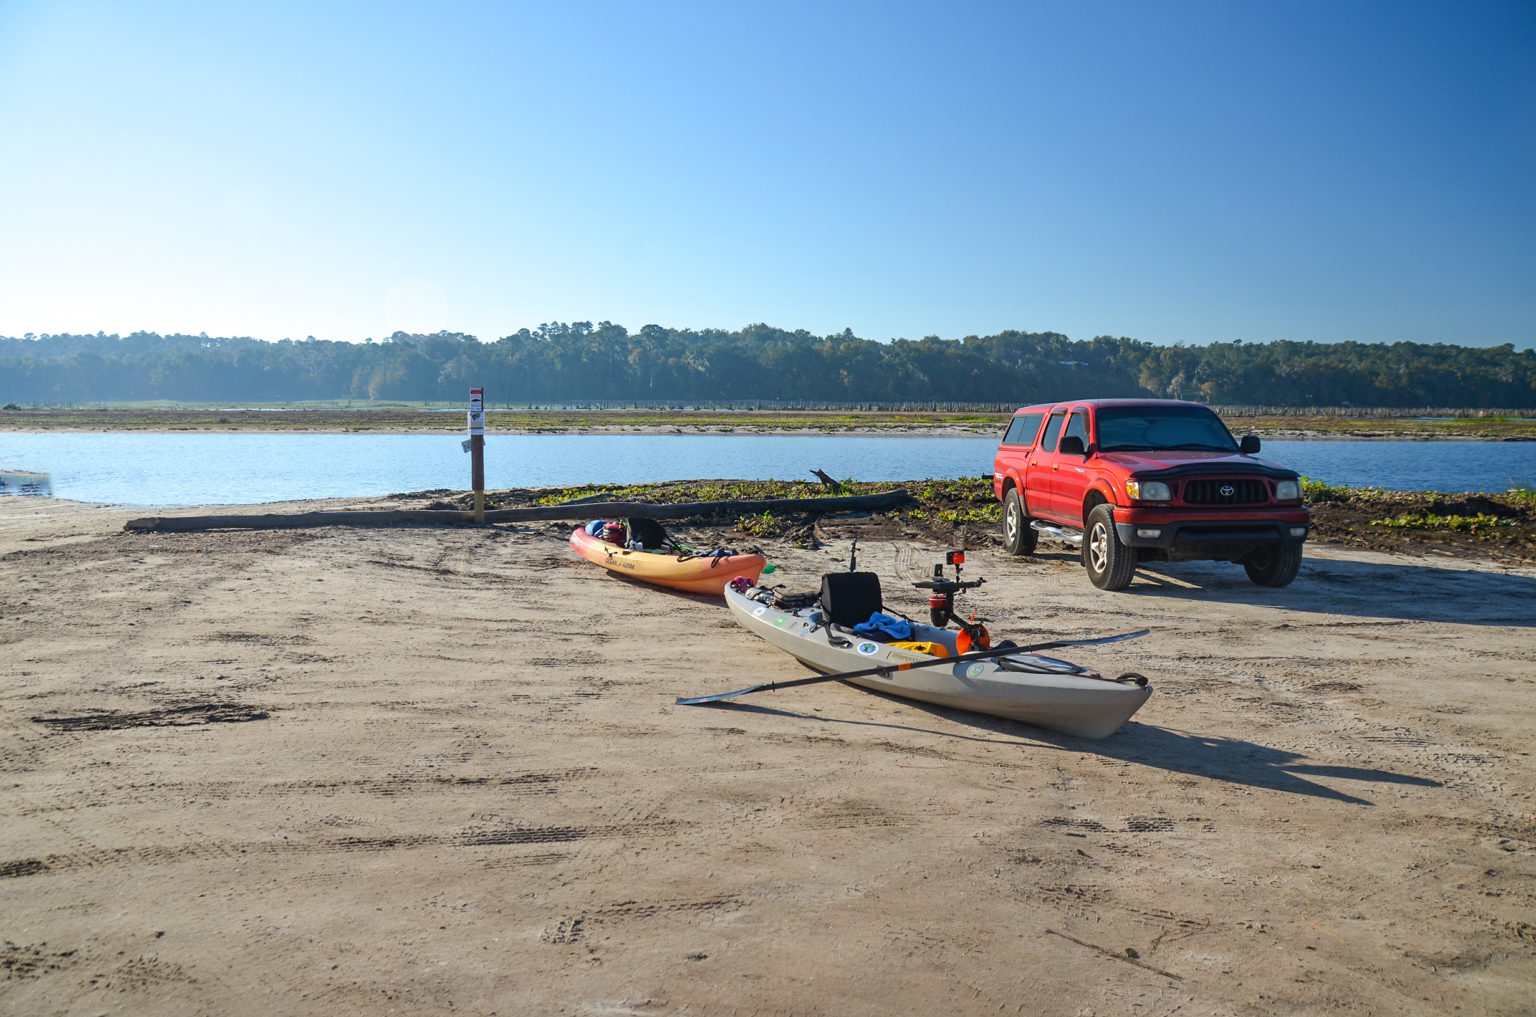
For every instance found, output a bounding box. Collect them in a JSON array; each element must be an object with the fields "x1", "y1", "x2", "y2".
[{"x1": 676, "y1": 685, "x2": 762, "y2": 706}]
